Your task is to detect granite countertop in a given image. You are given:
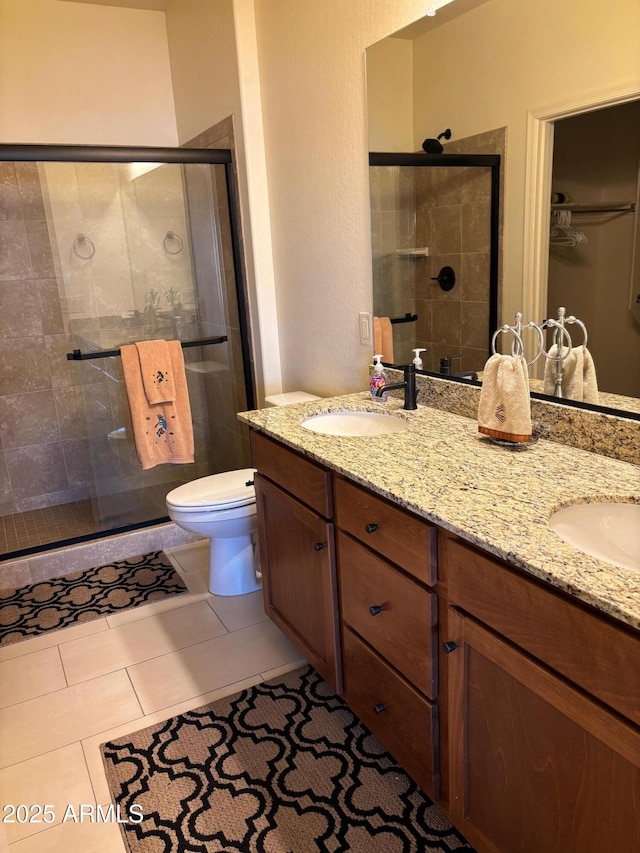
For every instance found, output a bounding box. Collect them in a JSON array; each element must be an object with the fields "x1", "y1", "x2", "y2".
[{"x1": 239, "y1": 392, "x2": 640, "y2": 632}]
